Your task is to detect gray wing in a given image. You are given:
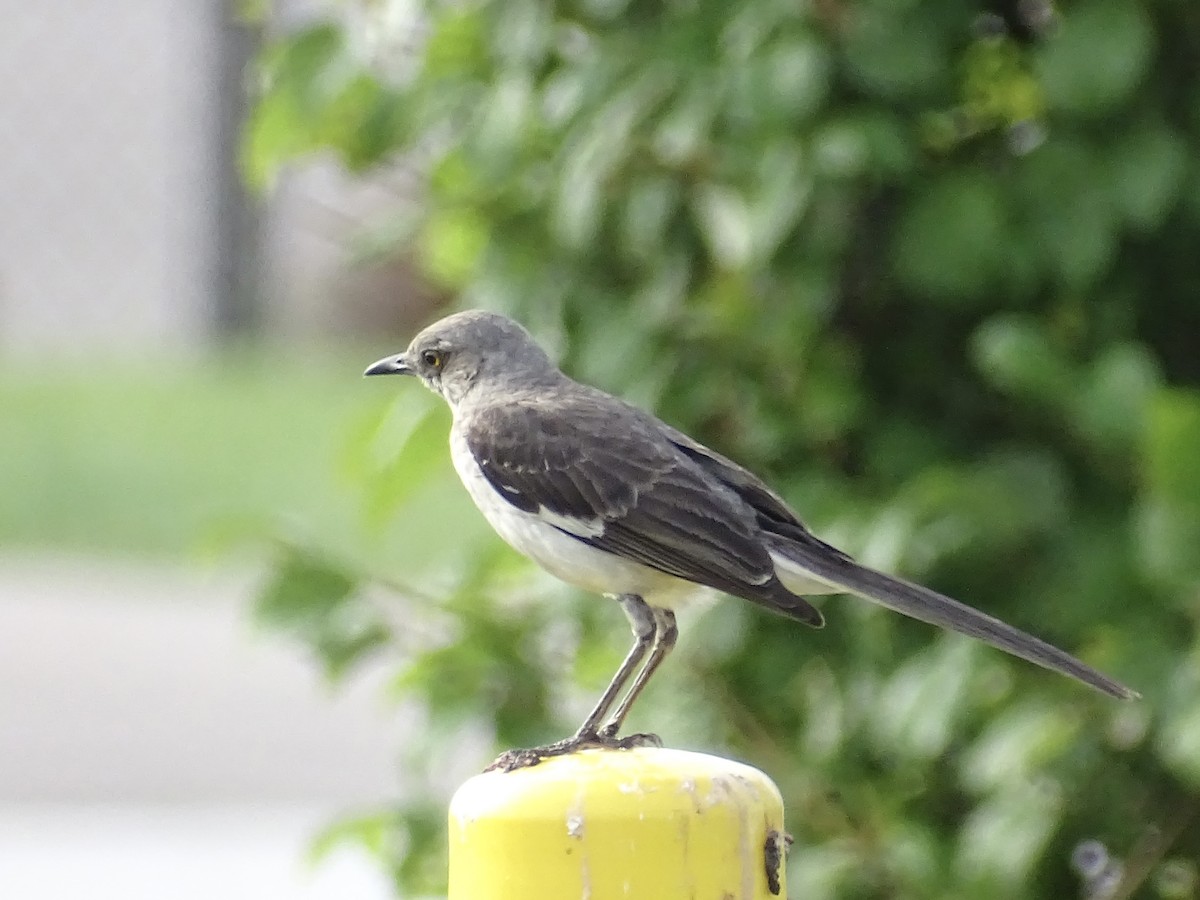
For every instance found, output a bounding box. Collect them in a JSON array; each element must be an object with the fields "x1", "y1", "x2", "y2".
[
  {"x1": 662, "y1": 424, "x2": 1137, "y2": 700},
  {"x1": 464, "y1": 393, "x2": 823, "y2": 626},
  {"x1": 660, "y1": 423, "x2": 856, "y2": 564}
]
